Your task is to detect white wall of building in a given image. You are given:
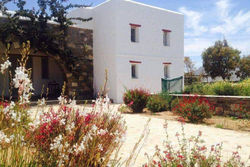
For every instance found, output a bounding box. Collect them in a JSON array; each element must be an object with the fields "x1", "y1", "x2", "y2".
[
  {"x1": 69, "y1": 0, "x2": 184, "y2": 103},
  {"x1": 92, "y1": 1, "x2": 118, "y2": 100},
  {"x1": 114, "y1": 0, "x2": 184, "y2": 102}
]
